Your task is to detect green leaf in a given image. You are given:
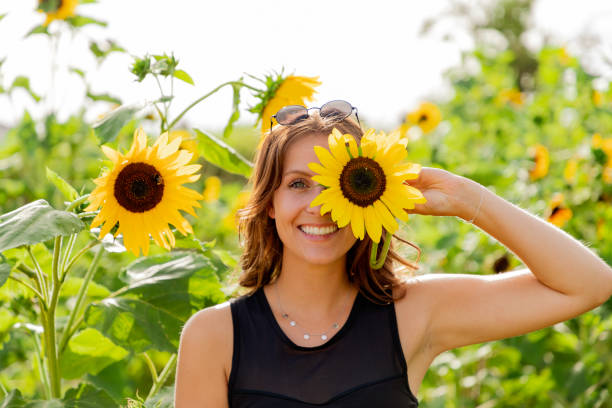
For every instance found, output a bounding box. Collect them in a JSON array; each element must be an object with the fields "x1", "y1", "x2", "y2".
[
  {"x1": 69, "y1": 67, "x2": 85, "y2": 78},
  {"x1": 85, "y1": 298, "x2": 183, "y2": 353},
  {"x1": 10, "y1": 76, "x2": 41, "y2": 102},
  {"x1": 60, "y1": 277, "x2": 110, "y2": 299},
  {"x1": 24, "y1": 25, "x2": 49, "y2": 37},
  {"x1": 223, "y1": 83, "x2": 241, "y2": 138},
  {"x1": 86, "y1": 91, "x2": 121, "y2": 105},
  {"x1": 46, "y1": 167, "x2": 78, "y2": 201},
  {"x1": 0, "y1": 262, "x2": 11, "y2": 288},
  {"x1": 144, "y1": 386, "x2": 174, "y2": 408},
  {"x1": 60, "y1": 328, "x2": 128, "y2": 379},
  {"x1": 193, "y1": 129, "x2": 252, "y2": 178},
  {"x1": 173, "y1": 69, "x2": 194, "y2": 85},
  {"x1": 62, "y1": 383, "x2": 118, "y2": 407},
  {"x1": 0, "y1": 389, "x2": 26, "y2": 407},
  {"x1": 93, "y1": 103, "x2": 144, "y2": 144},
  {"x1": 65, "y1": 15, "x2": 107, "y2": 28},
  {"x1": 119, "y1": 252, "x2": 225, "y2": 320},
  {"x1": 0, "y1": 200, "x2": 85, "y2": 253}
]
